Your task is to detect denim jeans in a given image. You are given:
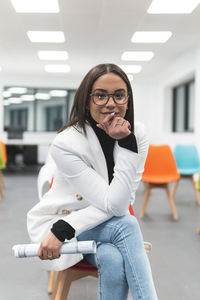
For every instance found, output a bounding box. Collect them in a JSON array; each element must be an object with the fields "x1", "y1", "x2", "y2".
[{"x1": 77, "y1": 215, "x2": 158, "y2": 300}]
